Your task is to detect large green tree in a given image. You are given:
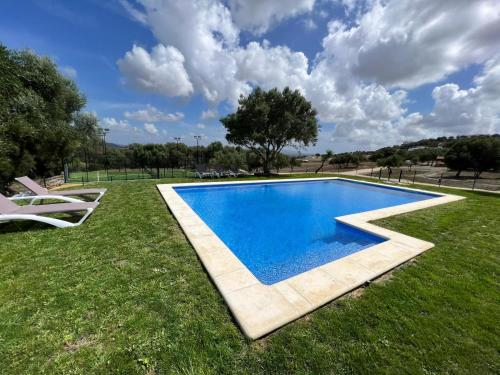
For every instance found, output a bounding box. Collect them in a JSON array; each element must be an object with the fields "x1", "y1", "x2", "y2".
[
  {"x1": 445, "y1": 137, "x2": 500, "y2": 177},
  {"x1": 220, "y1": 87, "x2": 318, "y2": 174},
  {"x1": 0, "y1": 45, "x2": 85, "y2": 191}
]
